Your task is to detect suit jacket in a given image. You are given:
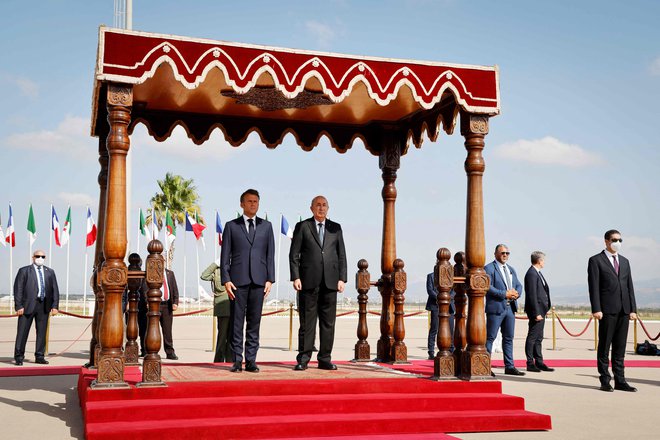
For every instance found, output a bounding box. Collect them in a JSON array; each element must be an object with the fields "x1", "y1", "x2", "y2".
[
  {"x1": 425, "y1": 273, "x2": 439, "y2": 312},
  {"x1": 524, "y1": 266, "x2": 551, "y2": 318},
  {"x1": 200, "y1": 262, "x2": 230, "y2": 317},
  {"x1": 484, "y1": 260, "x2": 522, "y2": 314},
  {"x1": 221, "y1": 217, "x2": 275, "y2": 287},
  {"x1": 139, "y1": 269, "x2": 180, "y2": 311},
  {"x1": 588, "y1": 251, "x2": 636, "y2": 315},
  {"x1": 14, "y1": 264, "x2": 60, "y2": 314},
  {"x1": 289, "y1": 218, "x2": 347, "y2": 290}
]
